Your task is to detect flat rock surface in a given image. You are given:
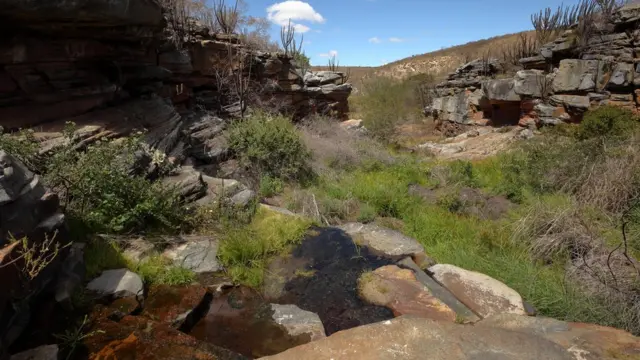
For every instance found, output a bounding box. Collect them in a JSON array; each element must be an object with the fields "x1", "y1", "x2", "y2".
[
  {"x1": 142, "y1": 285, "x2": 209, "y2": 325},
  {"x1": 270, "y1": 304, "x2": 326, "y2": 342},
  {"x1": 358, "y1": 265, "x2": 456, "y2": 322},
  {"x1": 86, "y1": 269, "x2": 143, "y2": 298},
  {"x1": 479, "y1": 313, "x2": 640, "y2": 360},
  {"x1": 10, "y1": 345, "x2": 58, "y2": 360},
  {"x1": 164, "y1": 236, "x2": 221, "y2": 274},
  {"x1": 339, "y1": 223, "x2": 424, "y2": 258},
  {"x1": 259, "y1": 315, "x2": 574, "y2": 360},
  {"x1": 429, "y1": 264, "x2": 526, "y2": 318}
]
